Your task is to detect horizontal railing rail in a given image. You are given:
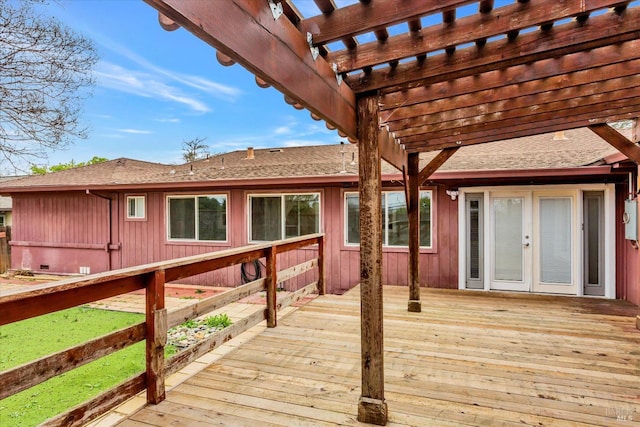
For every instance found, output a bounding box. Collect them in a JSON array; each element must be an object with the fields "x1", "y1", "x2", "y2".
[{"x1": 0, "y1": 233, "x2": 325, "y2": 427}]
